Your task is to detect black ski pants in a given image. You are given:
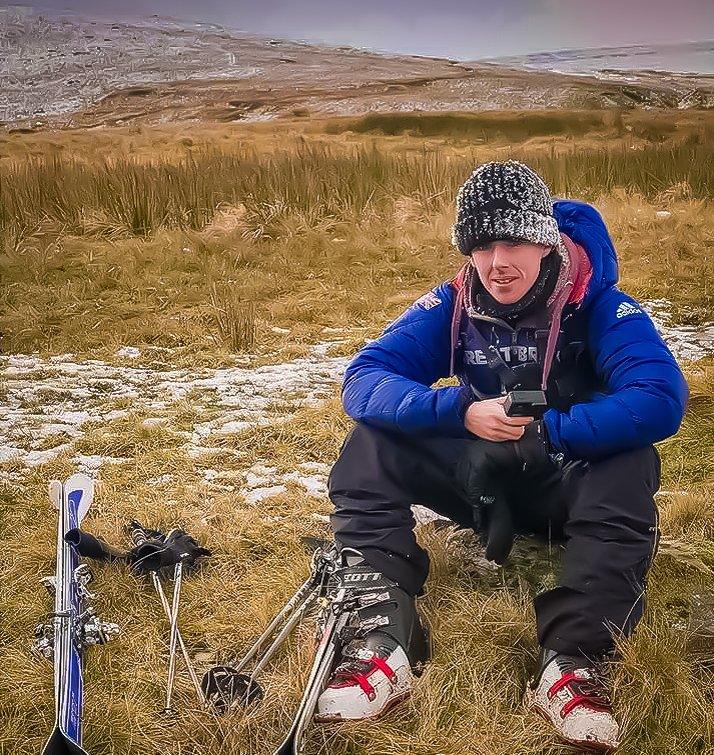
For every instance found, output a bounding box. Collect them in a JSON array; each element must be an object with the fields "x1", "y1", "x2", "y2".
[{"x1": 328, "y1": 422, "x2": 661, "y2": 657}]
